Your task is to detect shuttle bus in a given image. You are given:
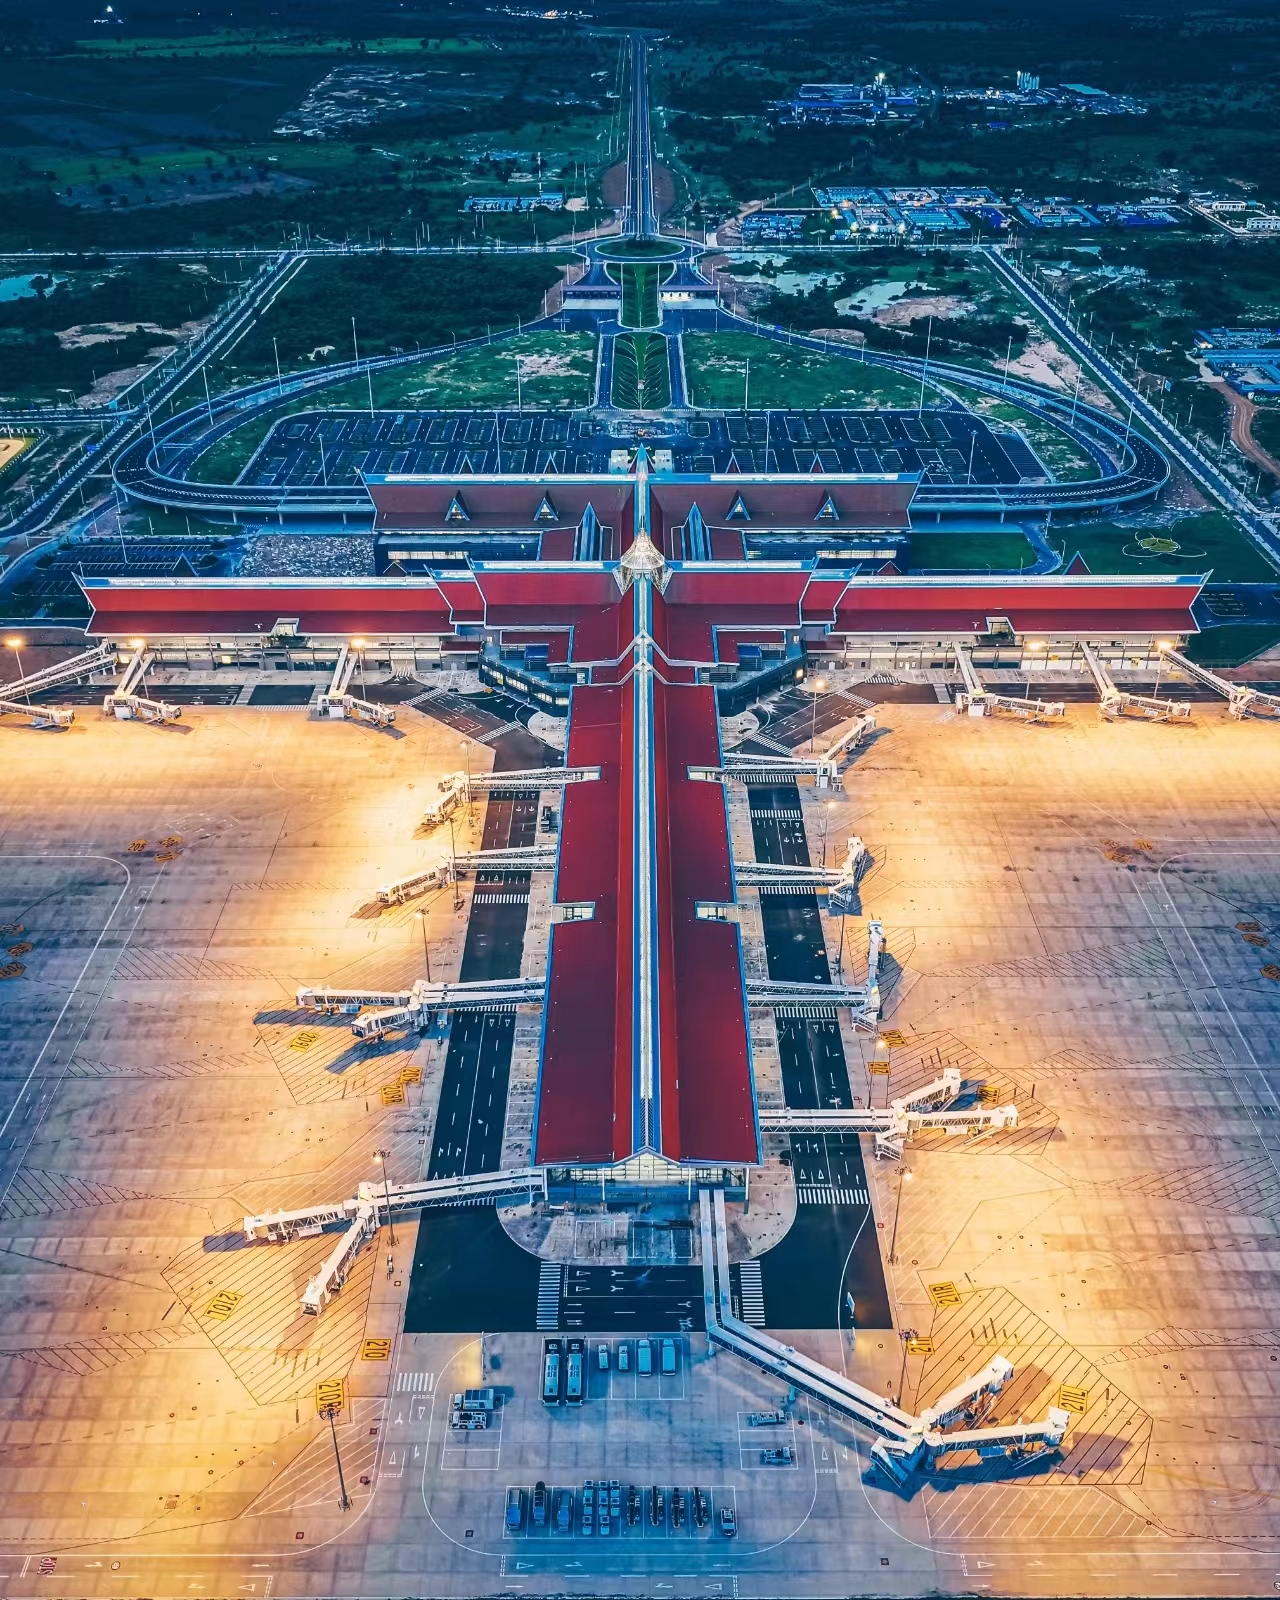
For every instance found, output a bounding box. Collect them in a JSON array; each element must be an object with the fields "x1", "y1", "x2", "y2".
[{"x1": 542, "y1": 1338, "x2": 562, "y2": 1405}]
